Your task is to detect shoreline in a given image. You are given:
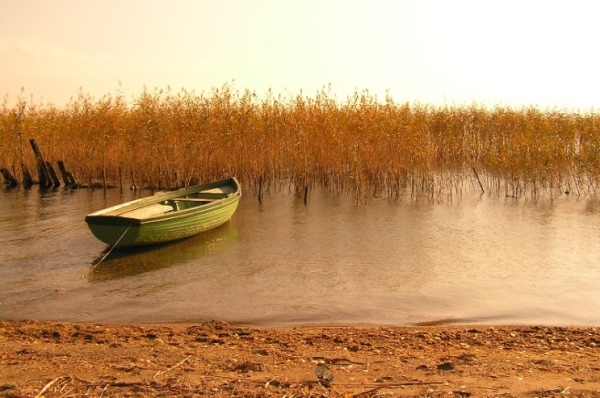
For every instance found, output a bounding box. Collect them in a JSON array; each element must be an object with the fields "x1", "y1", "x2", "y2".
[{"x1": 1, "y1": 320, "x2": 599, "y2": 397}]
